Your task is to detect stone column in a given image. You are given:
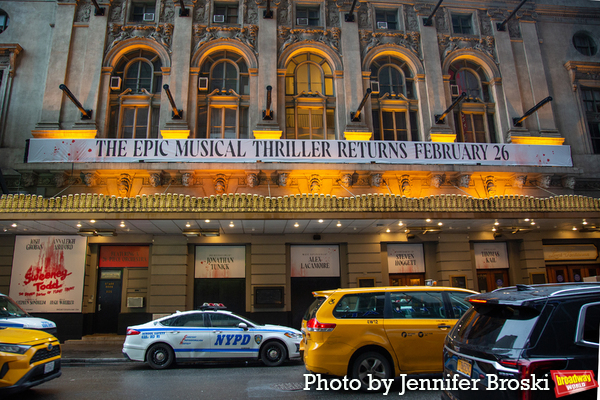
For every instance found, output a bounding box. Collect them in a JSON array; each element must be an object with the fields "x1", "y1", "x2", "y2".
[
  {"x1": 489, "y1": 11, "x2": 527, "y2": 141},
  {"x1": 416, "y1": 5, "x2": 454, "y2": 141},
  {"x1": 35, "y1": 2, "x2": 77, "y2": 130},
  {"x1": 436, "y1": 234, "x2": 475, "y2": 290},
  {"x1": 161, "y1": 3, "x2": 192, "y2": 138},
  {"x1": 520, "y1": 19, "x2": 559, "y2": 136}
]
